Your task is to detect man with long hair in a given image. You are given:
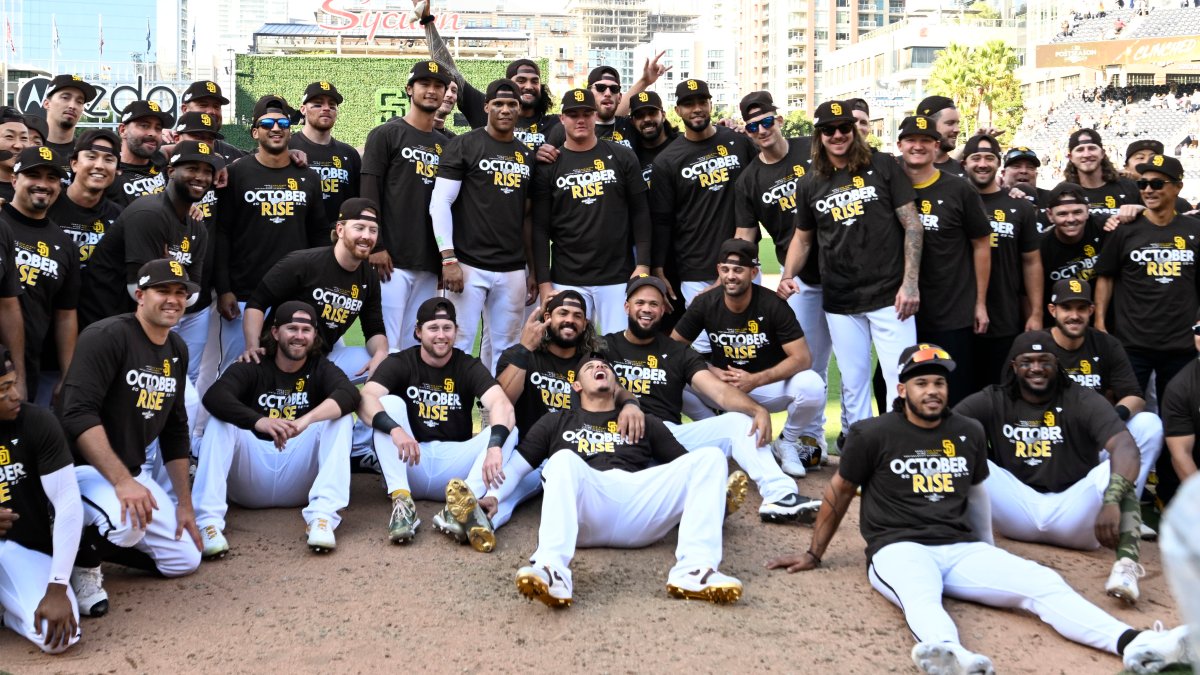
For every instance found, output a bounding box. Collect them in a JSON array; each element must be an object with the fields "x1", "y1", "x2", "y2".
[{"x1": 1061, "y1": 129, "x2": 1141, "y2": 219}]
